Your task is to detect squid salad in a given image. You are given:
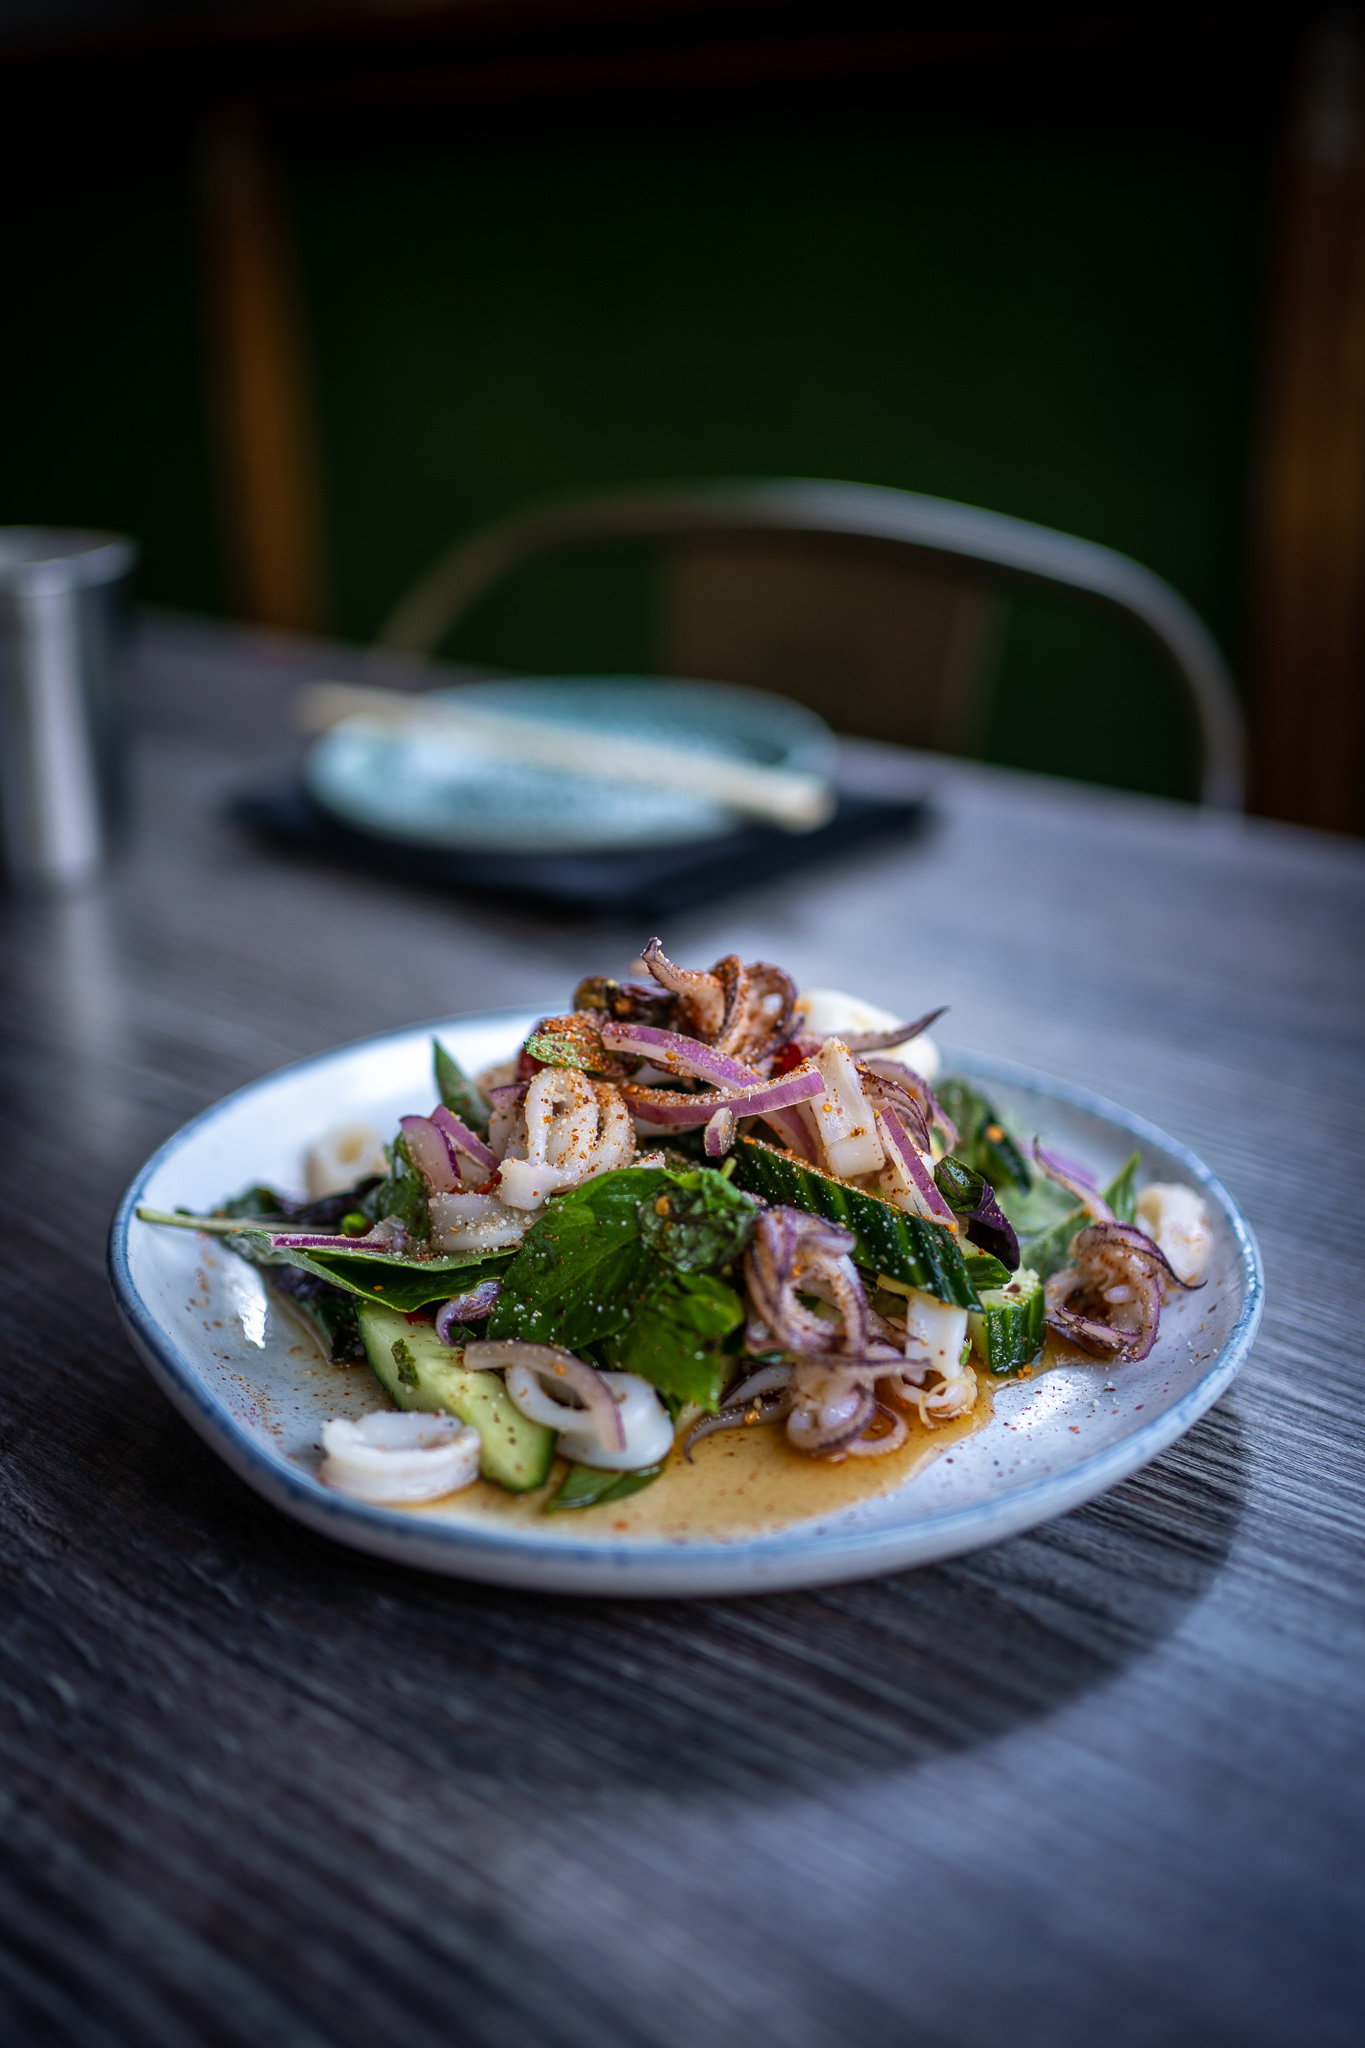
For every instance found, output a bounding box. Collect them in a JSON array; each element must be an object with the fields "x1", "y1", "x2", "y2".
[{"x1": 139, "y1": 939, "x2": 1214, "y2": 1514}]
